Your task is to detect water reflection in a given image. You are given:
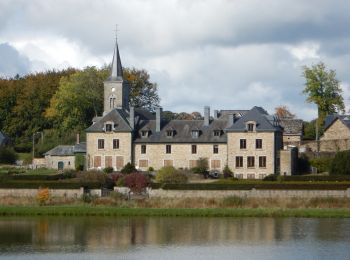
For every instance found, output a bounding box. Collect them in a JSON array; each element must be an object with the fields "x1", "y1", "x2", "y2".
[{"x1": 0, "y1": 216, "x2": 350, "y2": 253}]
